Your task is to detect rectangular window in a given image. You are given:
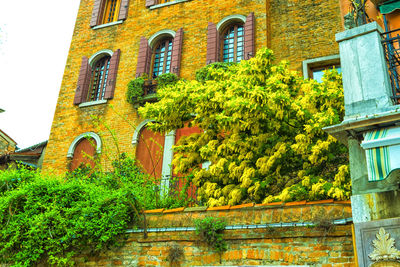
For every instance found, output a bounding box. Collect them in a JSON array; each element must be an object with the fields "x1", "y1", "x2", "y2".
[
  {"x1": 91, "y1": 0, "x2": 129, "y2": 29},
  {"x1": 102, "y1": 0, "x2": 121, "y2": 24},
  {"x1": 310, "y1": 65, "x2": 341, "y2": 83},
  {"x1": 302, "y1": 55, "x2": 340, "y2": 83}
]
